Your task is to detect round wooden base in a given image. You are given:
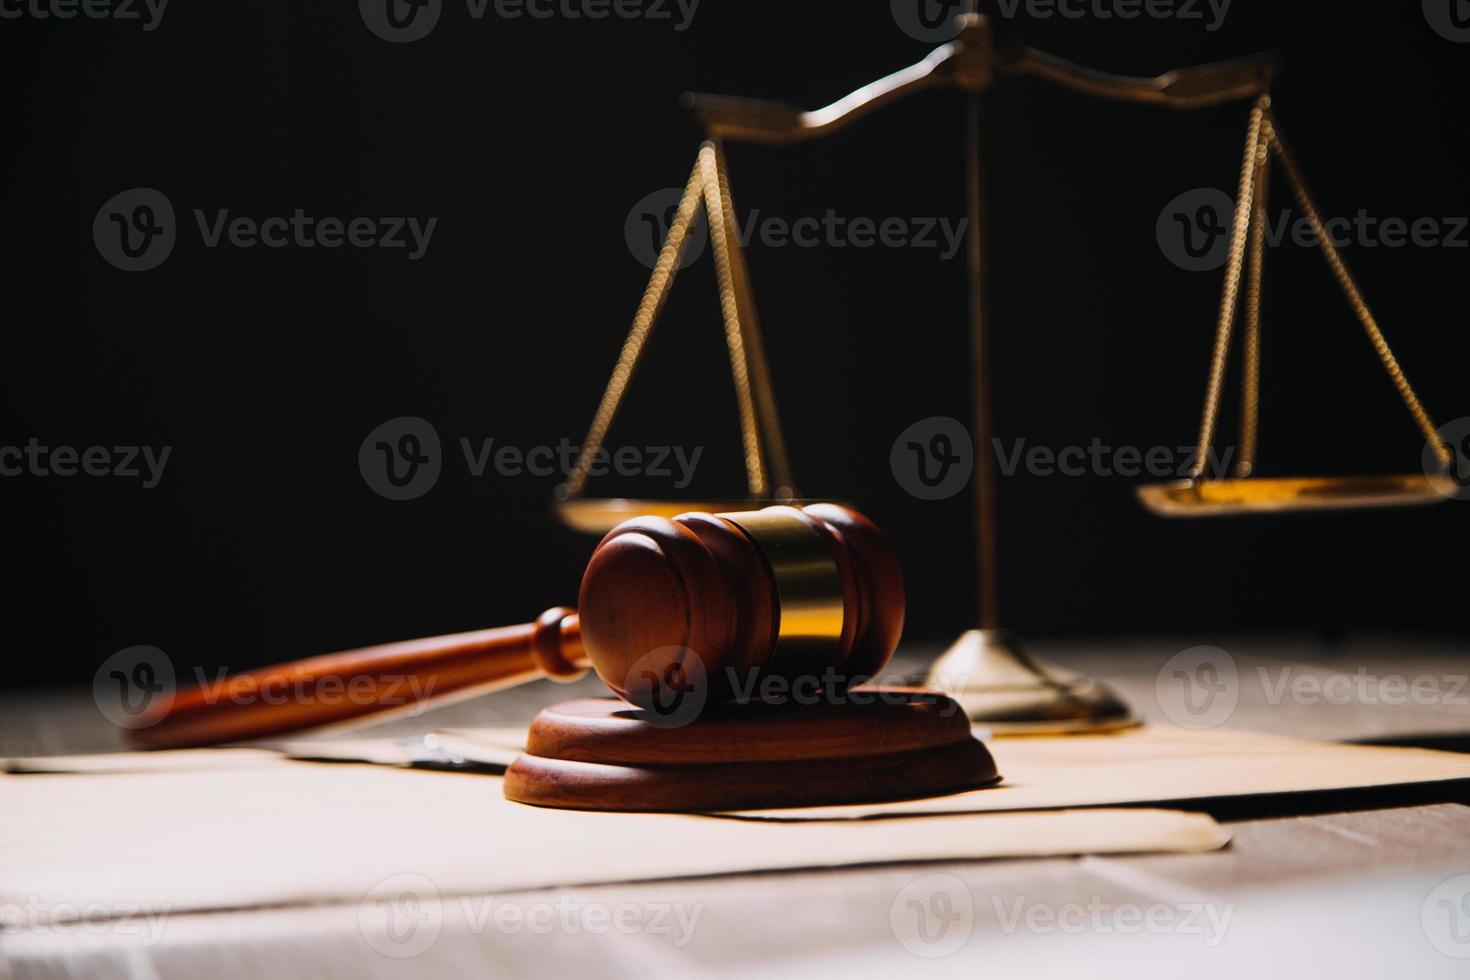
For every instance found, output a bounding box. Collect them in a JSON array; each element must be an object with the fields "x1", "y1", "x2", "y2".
[{"x1": 503, "y1": 688, "x2": 1000, "y2": 812}]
